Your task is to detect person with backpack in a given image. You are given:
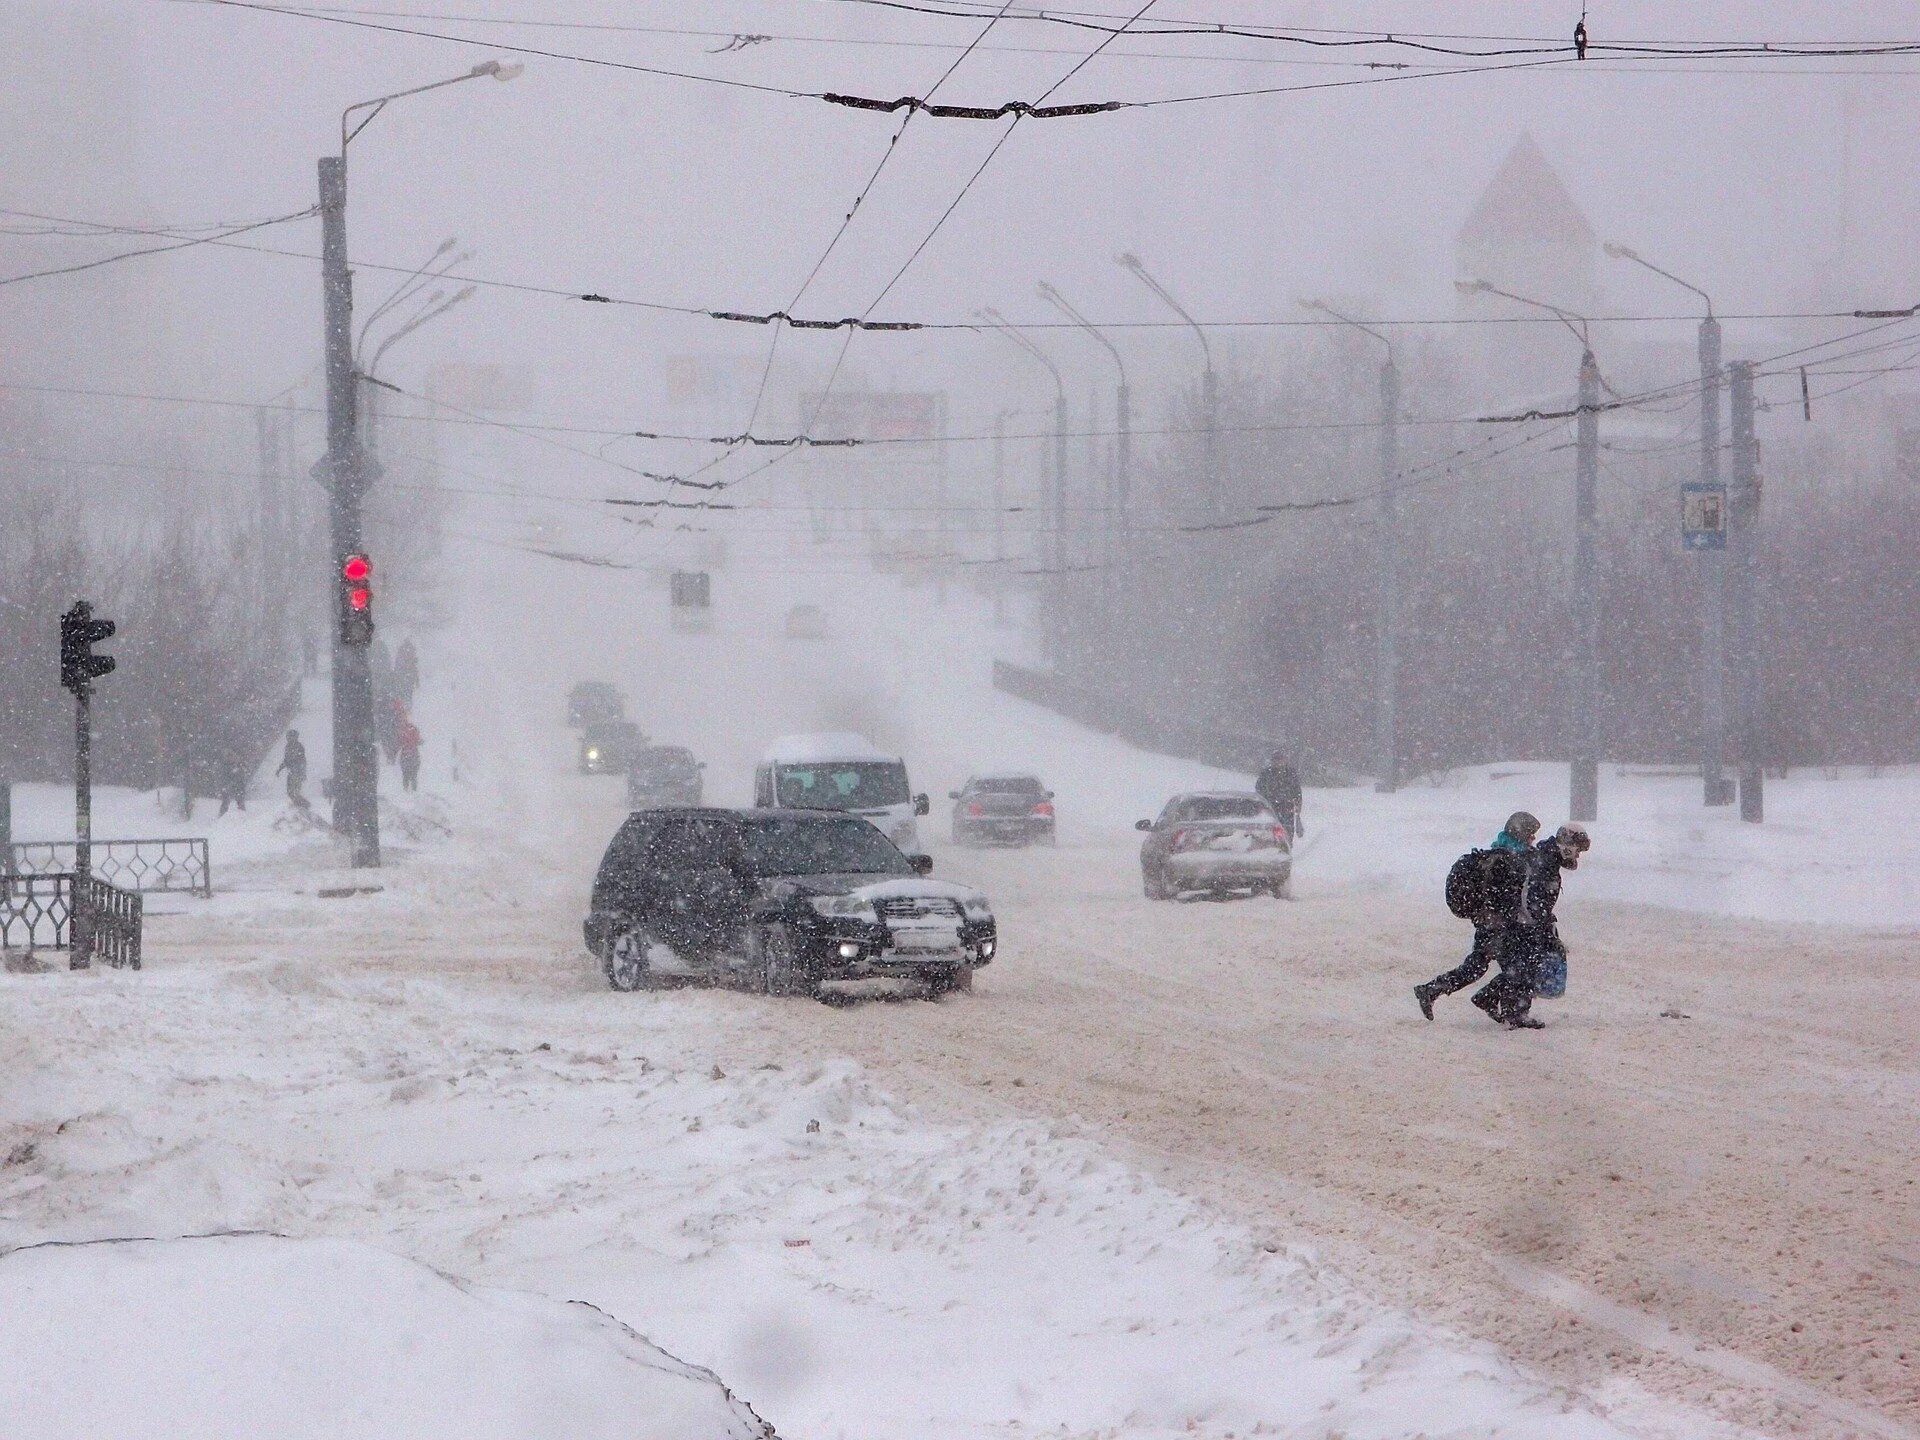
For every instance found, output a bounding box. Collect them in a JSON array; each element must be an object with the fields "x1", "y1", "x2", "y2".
[
  {"x1": 1416, "y1": 811, "x2": 1539, "y2": 1021},
  {"x1": 1472, "y1": 822, "x2": 1591, "y2": 1029}
]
